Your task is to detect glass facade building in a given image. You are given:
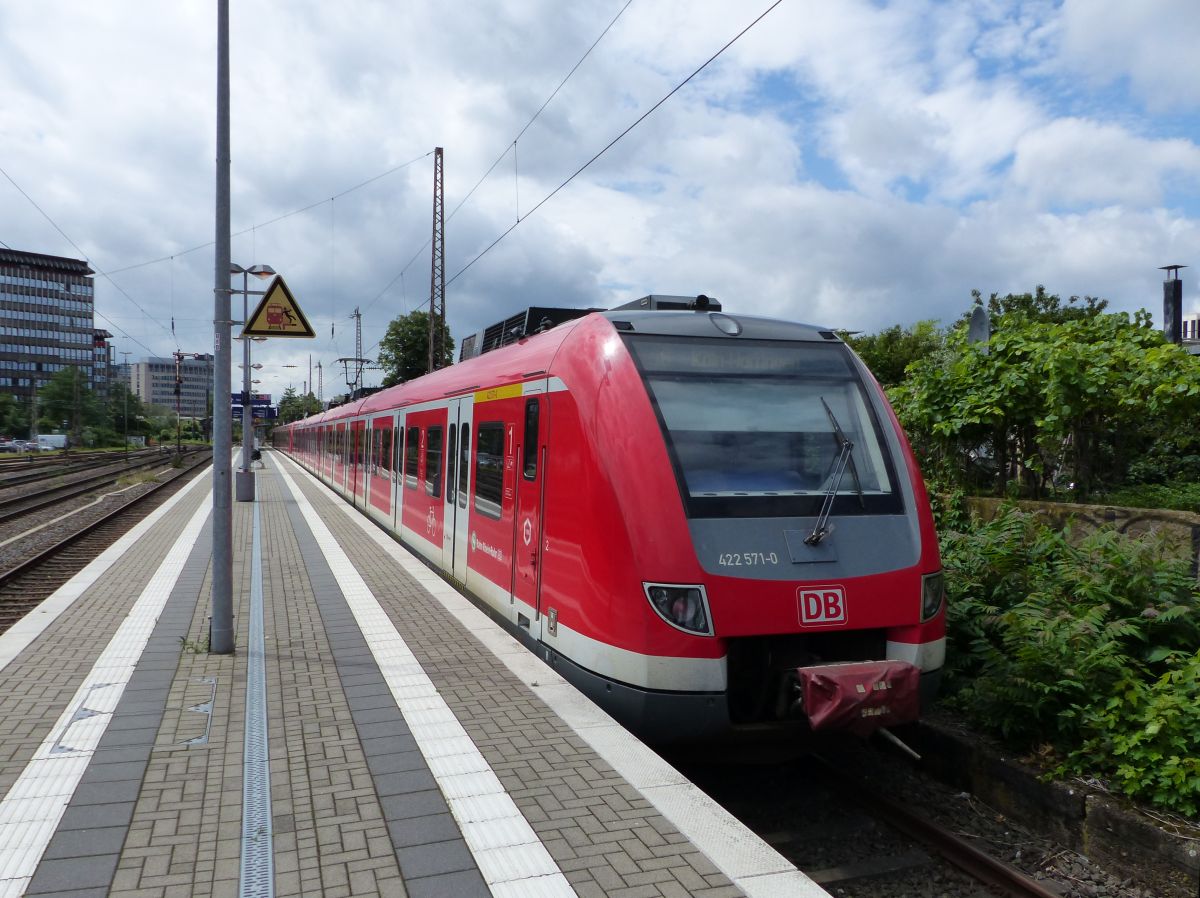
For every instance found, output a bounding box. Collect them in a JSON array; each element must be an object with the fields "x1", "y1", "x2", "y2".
[{"x1": 0, "y1": 249, "x2": 97, "y2": 404}]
